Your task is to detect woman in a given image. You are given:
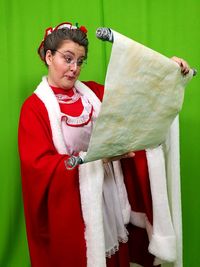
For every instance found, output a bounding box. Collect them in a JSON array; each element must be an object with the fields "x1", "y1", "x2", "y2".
[{"x1": 18, "y1": 22, "x2": 190, "y2": 267}]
